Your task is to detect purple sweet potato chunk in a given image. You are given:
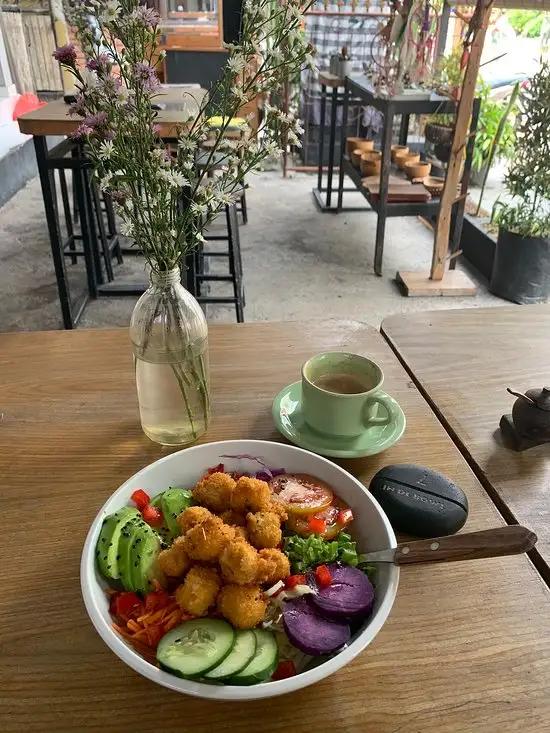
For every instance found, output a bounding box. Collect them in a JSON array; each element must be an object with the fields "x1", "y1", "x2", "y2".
[
  {"x1": 283, "y1": 597, "x2": 350, "y2": 656},
  {"x1": 311, "y1": 563, "x2": 374, "y2": 620}
]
